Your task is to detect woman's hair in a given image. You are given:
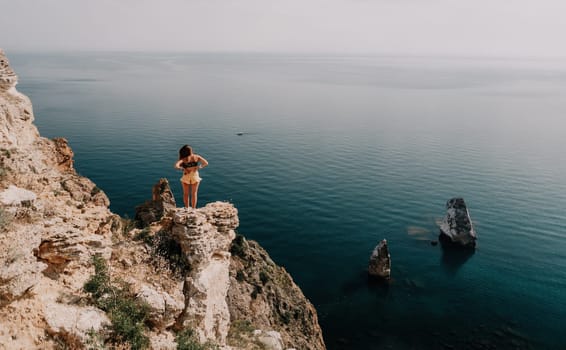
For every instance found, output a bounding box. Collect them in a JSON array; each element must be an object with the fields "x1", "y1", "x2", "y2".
[{"x1": 179, "y1": 145, "x2": 193, "y2": 160}]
